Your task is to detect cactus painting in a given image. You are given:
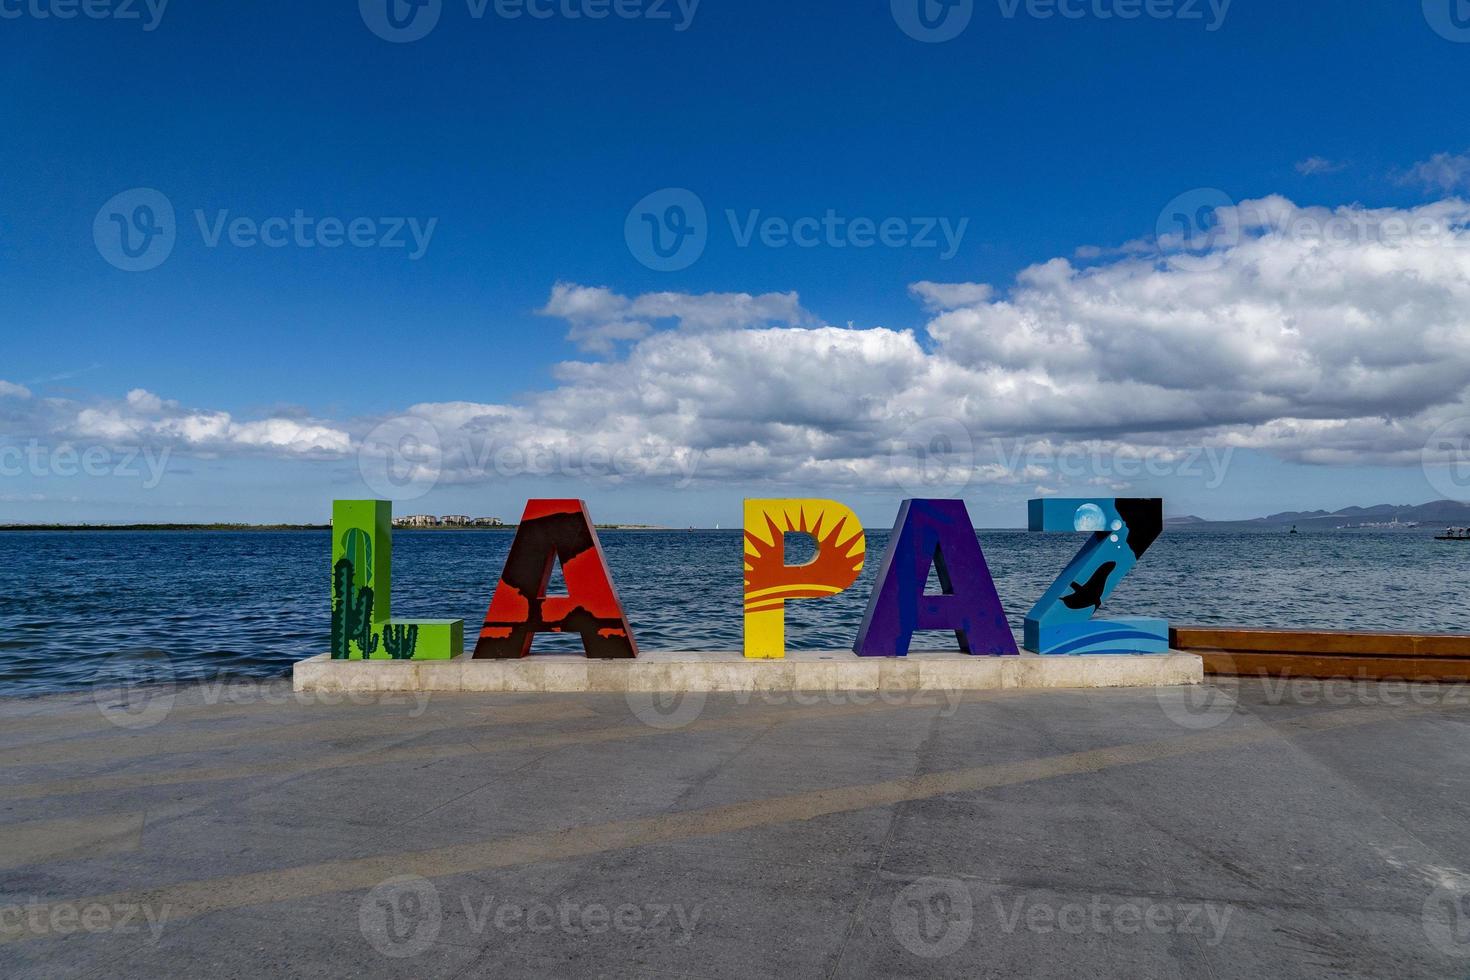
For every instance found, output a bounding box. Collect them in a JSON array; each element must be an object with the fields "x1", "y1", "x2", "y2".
[
  {"x1": 330, "y1": 557, "x2": 379, "y2": 660},
  {"x1": 339, "y1": 527, "x2": 374, "y2": 587},
  {"x1": 382, "y1": 622, "x2": 419, "y2": 660},
  {"x1": 331, "y1": 501, "x2": 464, "y2": 660}
]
